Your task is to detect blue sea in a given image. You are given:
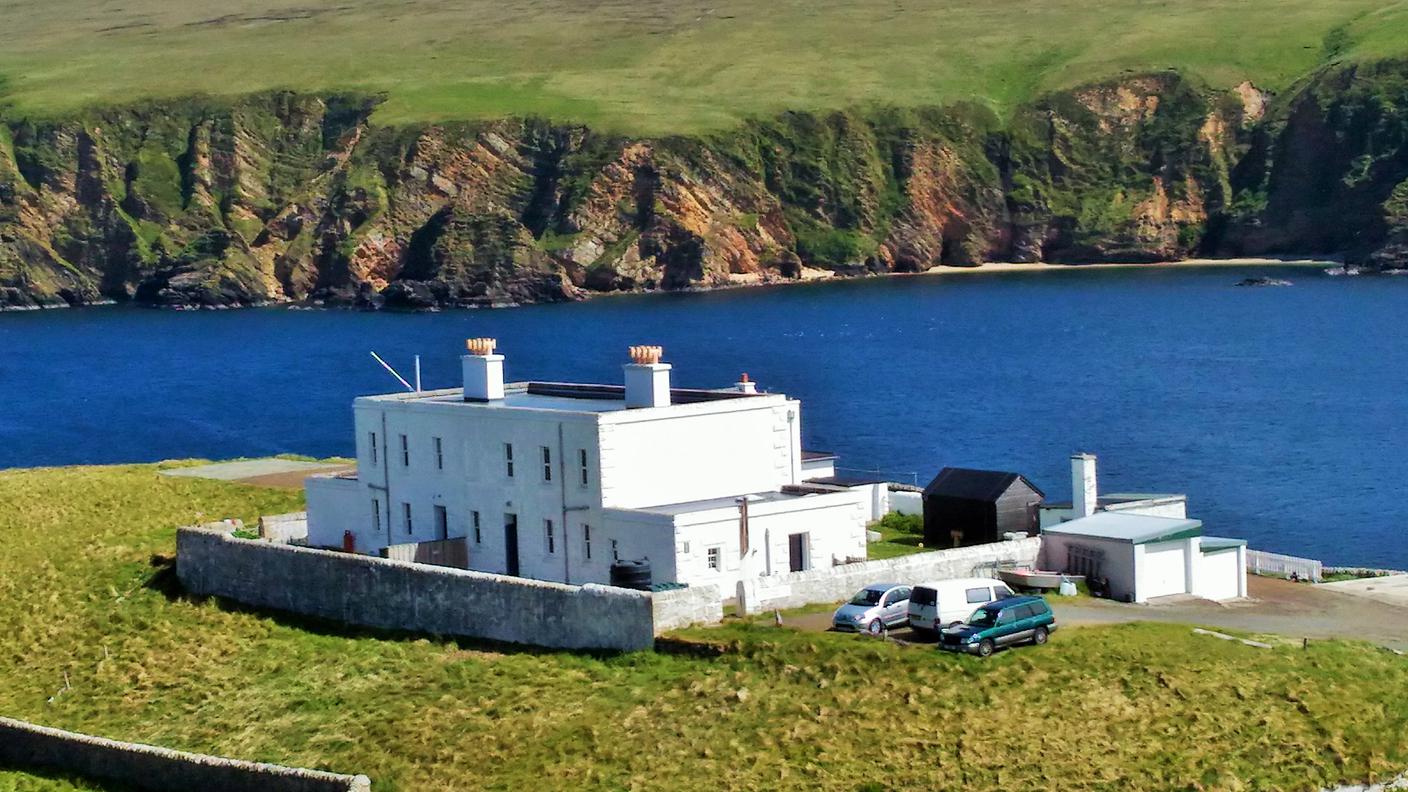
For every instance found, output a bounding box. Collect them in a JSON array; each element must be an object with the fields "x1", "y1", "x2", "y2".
[{"x1": 2, "y1": 265, "x2": 1405, "y2": 568}]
